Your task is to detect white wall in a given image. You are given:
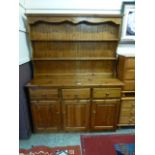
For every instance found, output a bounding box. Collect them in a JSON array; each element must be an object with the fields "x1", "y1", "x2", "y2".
[
  {"x1": 25, "y1": 0, "x2": 121, "y2": 14},
  {"x1": 19, "y1": 0, "x2": 32, "y2": 65},
  {"x1": 25, "y1": 0, "x2": 134, "y2": 14}
]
